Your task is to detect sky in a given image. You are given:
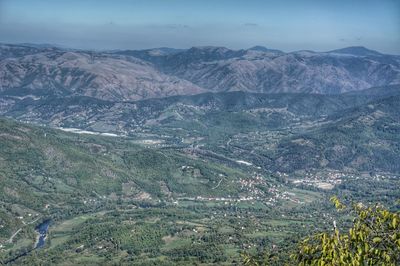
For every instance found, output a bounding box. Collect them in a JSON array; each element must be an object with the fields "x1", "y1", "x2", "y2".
[{"x1": 0, "y1": 0, "x2": 399, "y2": 53}]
